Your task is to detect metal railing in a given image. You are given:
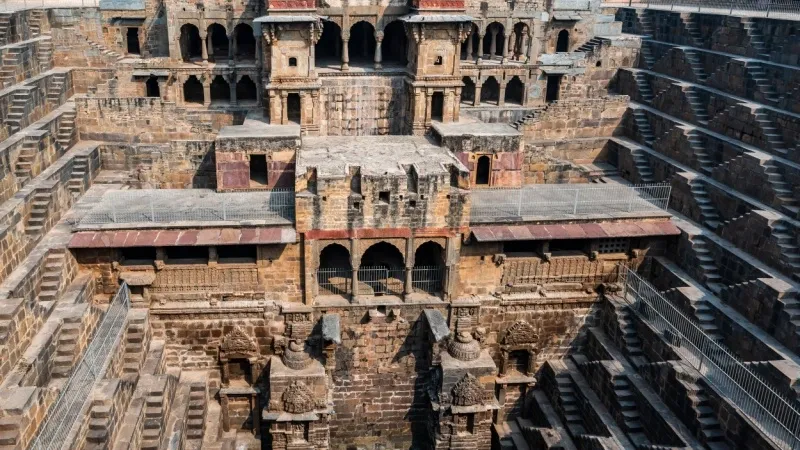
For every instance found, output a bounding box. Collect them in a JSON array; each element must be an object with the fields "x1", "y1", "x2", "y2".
[
  {"x1": 357, "y1": 267, "x2": 405, "y2": 297},
  {"x1": 411, "y1": 266, "x2": 445, "y2": 294},
  {"x1": 30, "y1": 283, "x2": 131, "y2": 450},
  {"x1": 602, "y1": 0, "x2": 800, "y2": 18},
  {"x1": 622, "y1": 268, "x2": 800, "y2": 450},
  {"x1": 317, "y1": 268, "x2": 353, "y2": 296},
  {"x1": 0, "y1": 0, "x2": 99, "y2": 11},
  {"x1": 80, "y1": 189, "x2": 295, "y2": 225},
  {"x1": 317, "y1": 266, "x2": 445, "y2": 297},
  {"x1": 470, "y1": 183, "x2": 671, "y2": 222}
]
